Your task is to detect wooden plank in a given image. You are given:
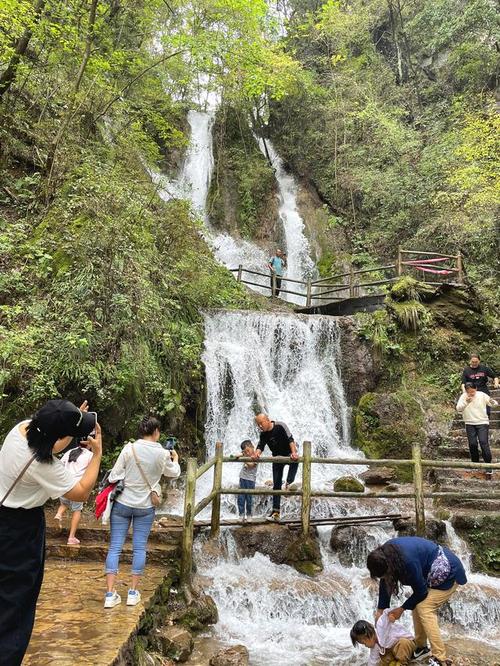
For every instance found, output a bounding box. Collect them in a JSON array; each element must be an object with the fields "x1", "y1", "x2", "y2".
[
  {"x1": 180, "y1": 458, "x2": 197, "y2": 586},
  {"x1": 194, "y1": 490, "x2": 217, "y2": 517},
  {"x1": 195, "y1": 457, "x2": 216, "y2": 479},
  {"x1": 194, "y1": 513, "x2": 409, "y2": 528},
  {"x1": 210, "y1": 442, "x2": 223, "y2": 538},
  {"x1": 301, "y1": 441, "x2": 312, "y2": 536},
  {"x1": 412, "y1": 442, "x2": 426, "y2": 537},
  {"x1": 400, "y1": 250, "x2": 459, "y2": 259}
]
